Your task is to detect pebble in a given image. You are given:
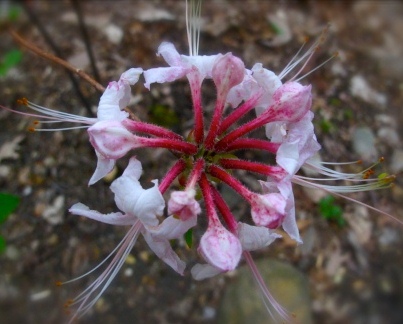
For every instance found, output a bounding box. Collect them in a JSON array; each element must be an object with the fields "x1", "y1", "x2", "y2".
[
  {"x1": 350, "y1": 75, "x2": 387, "y2": 108},
  {"x1": 377, "y1": 127, "x2": 400, "y2": 147},
  {"x1": 41, "y1": 195, "x2": 65, "y2": 225},
  {"x1": 104, "y1": 24, "x2": 124, "y2": 45},
  {"x1": 352, "y1": 126, "x2": 377, "y2": 161},
  {"x1": 390, "y1": 149, "x2": 403, "y2": 173},
  {"x1": 217, "y1": 259, "x2": 313, "y2": 324}
]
